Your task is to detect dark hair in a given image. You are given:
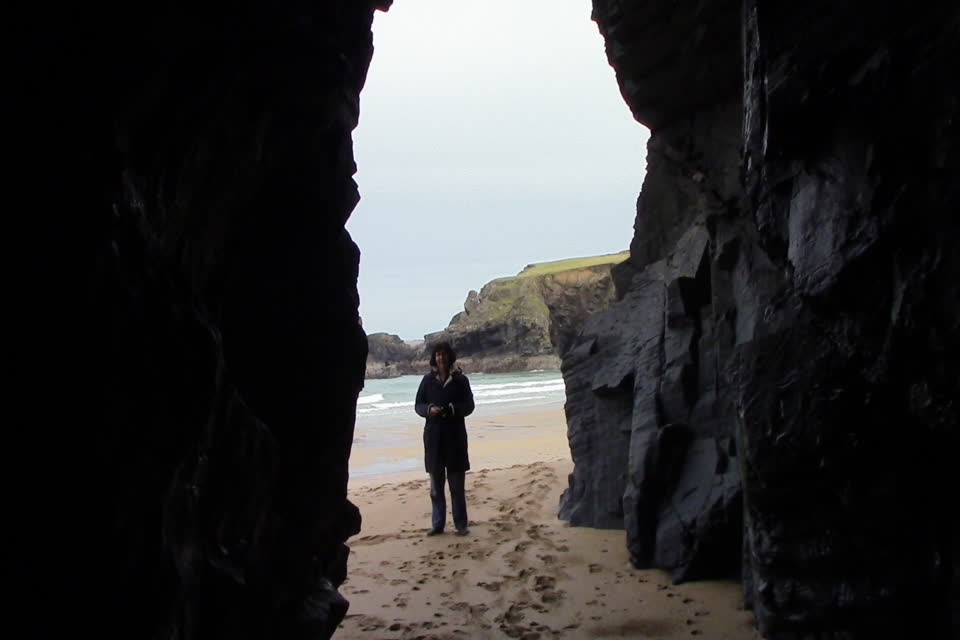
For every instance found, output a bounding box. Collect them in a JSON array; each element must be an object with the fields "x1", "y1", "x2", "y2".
[{"x1": 429, "y1": 341, "x2": 457, "y2": 367}]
